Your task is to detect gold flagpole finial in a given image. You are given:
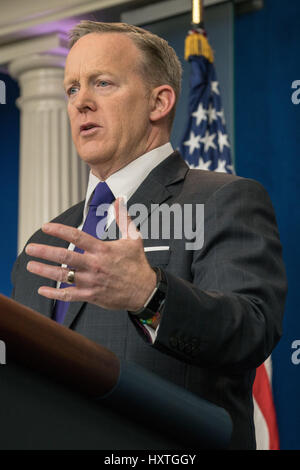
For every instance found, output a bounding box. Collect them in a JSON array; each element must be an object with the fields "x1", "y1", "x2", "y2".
[
  {"x1": 185, "y1": 0, "x2": 213, "y2": 62},
  {"x1": 192, "y1": 0, "x2": 203, "y2": 26}
]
